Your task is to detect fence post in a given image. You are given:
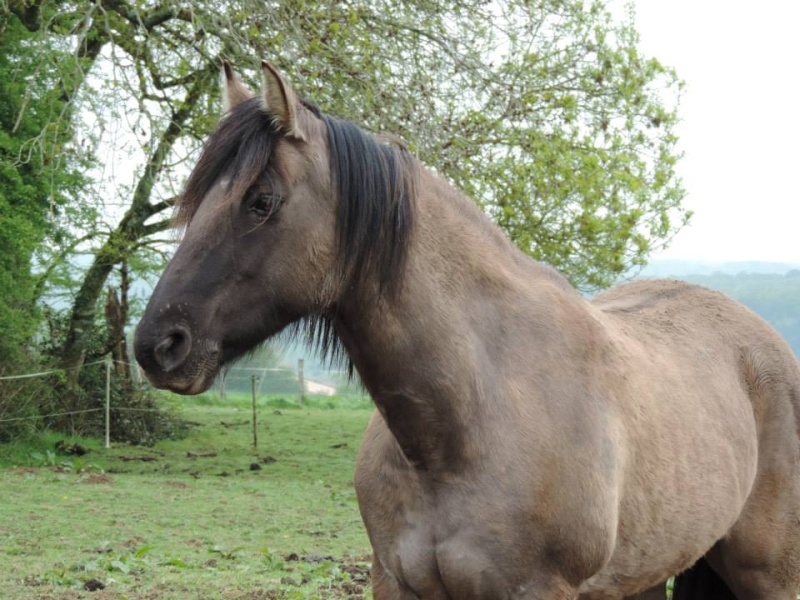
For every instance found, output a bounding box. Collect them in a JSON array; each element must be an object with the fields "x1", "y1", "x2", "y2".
[
  {"x1": 251, "y1": 374, "x2": 258, "y2": 449},
  {"x1": 105, "y1": 357, "x2": 111, "y2": 449},
  {"x1": 219, "y1": 370, "x2": 227, "y2": 402},
  {"x1": 297, "y1": 358, "x2": 305, "y2": 405}
]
